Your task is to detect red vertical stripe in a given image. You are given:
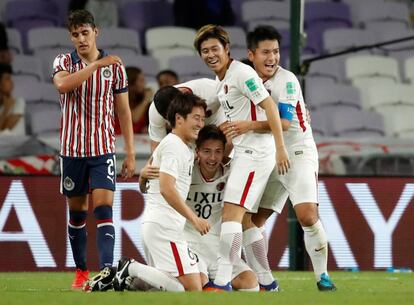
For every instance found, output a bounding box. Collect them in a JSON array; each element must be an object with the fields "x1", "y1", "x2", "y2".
[
  {"x1": 250, "y1": 101, "x2": 257, "y2": 121},
  {"x1": 170, "y1": 242, "x2": 184, "y2": 276},
  {"x1": 93, "y1": 67, "x2": 101, "y2": 155},
  {"x1": 240, "y1": 171, "x2": 255, "y2": 207},
  {"x1": 296, "y1": 101, "x2": 306, "y2": 132}
]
